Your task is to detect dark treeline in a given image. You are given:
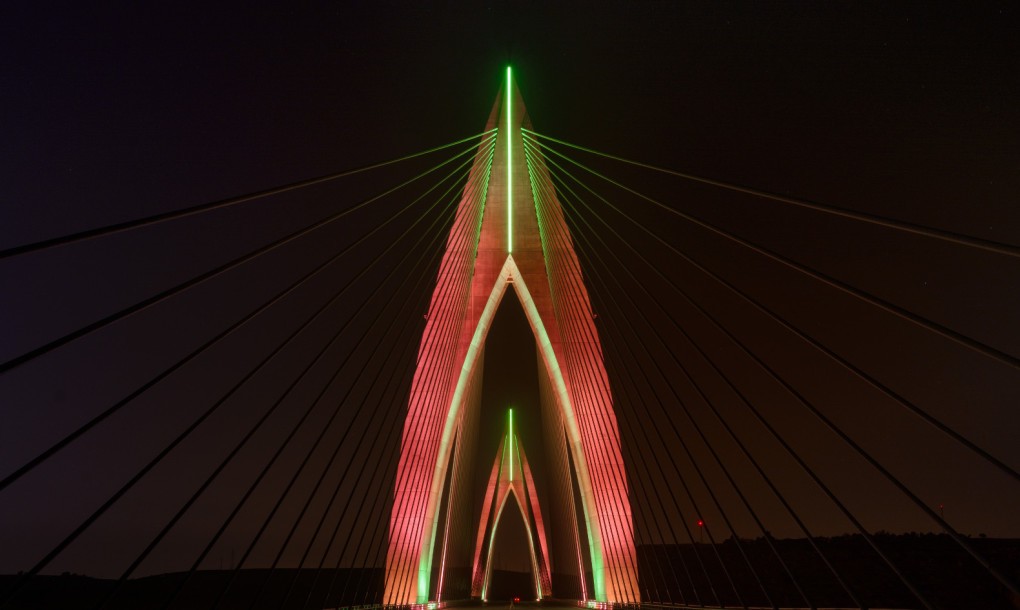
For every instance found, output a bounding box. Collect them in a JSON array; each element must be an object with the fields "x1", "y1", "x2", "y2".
[
  {"x1": 3, "y1": 535, "x2": 1019, "y2": 609},
  {"x1": 637, "y1": 534, "x2": 1020, "y2": 609},
  {"x1": 0, "y1": 568, "x2": 383, "y2": 610}
]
